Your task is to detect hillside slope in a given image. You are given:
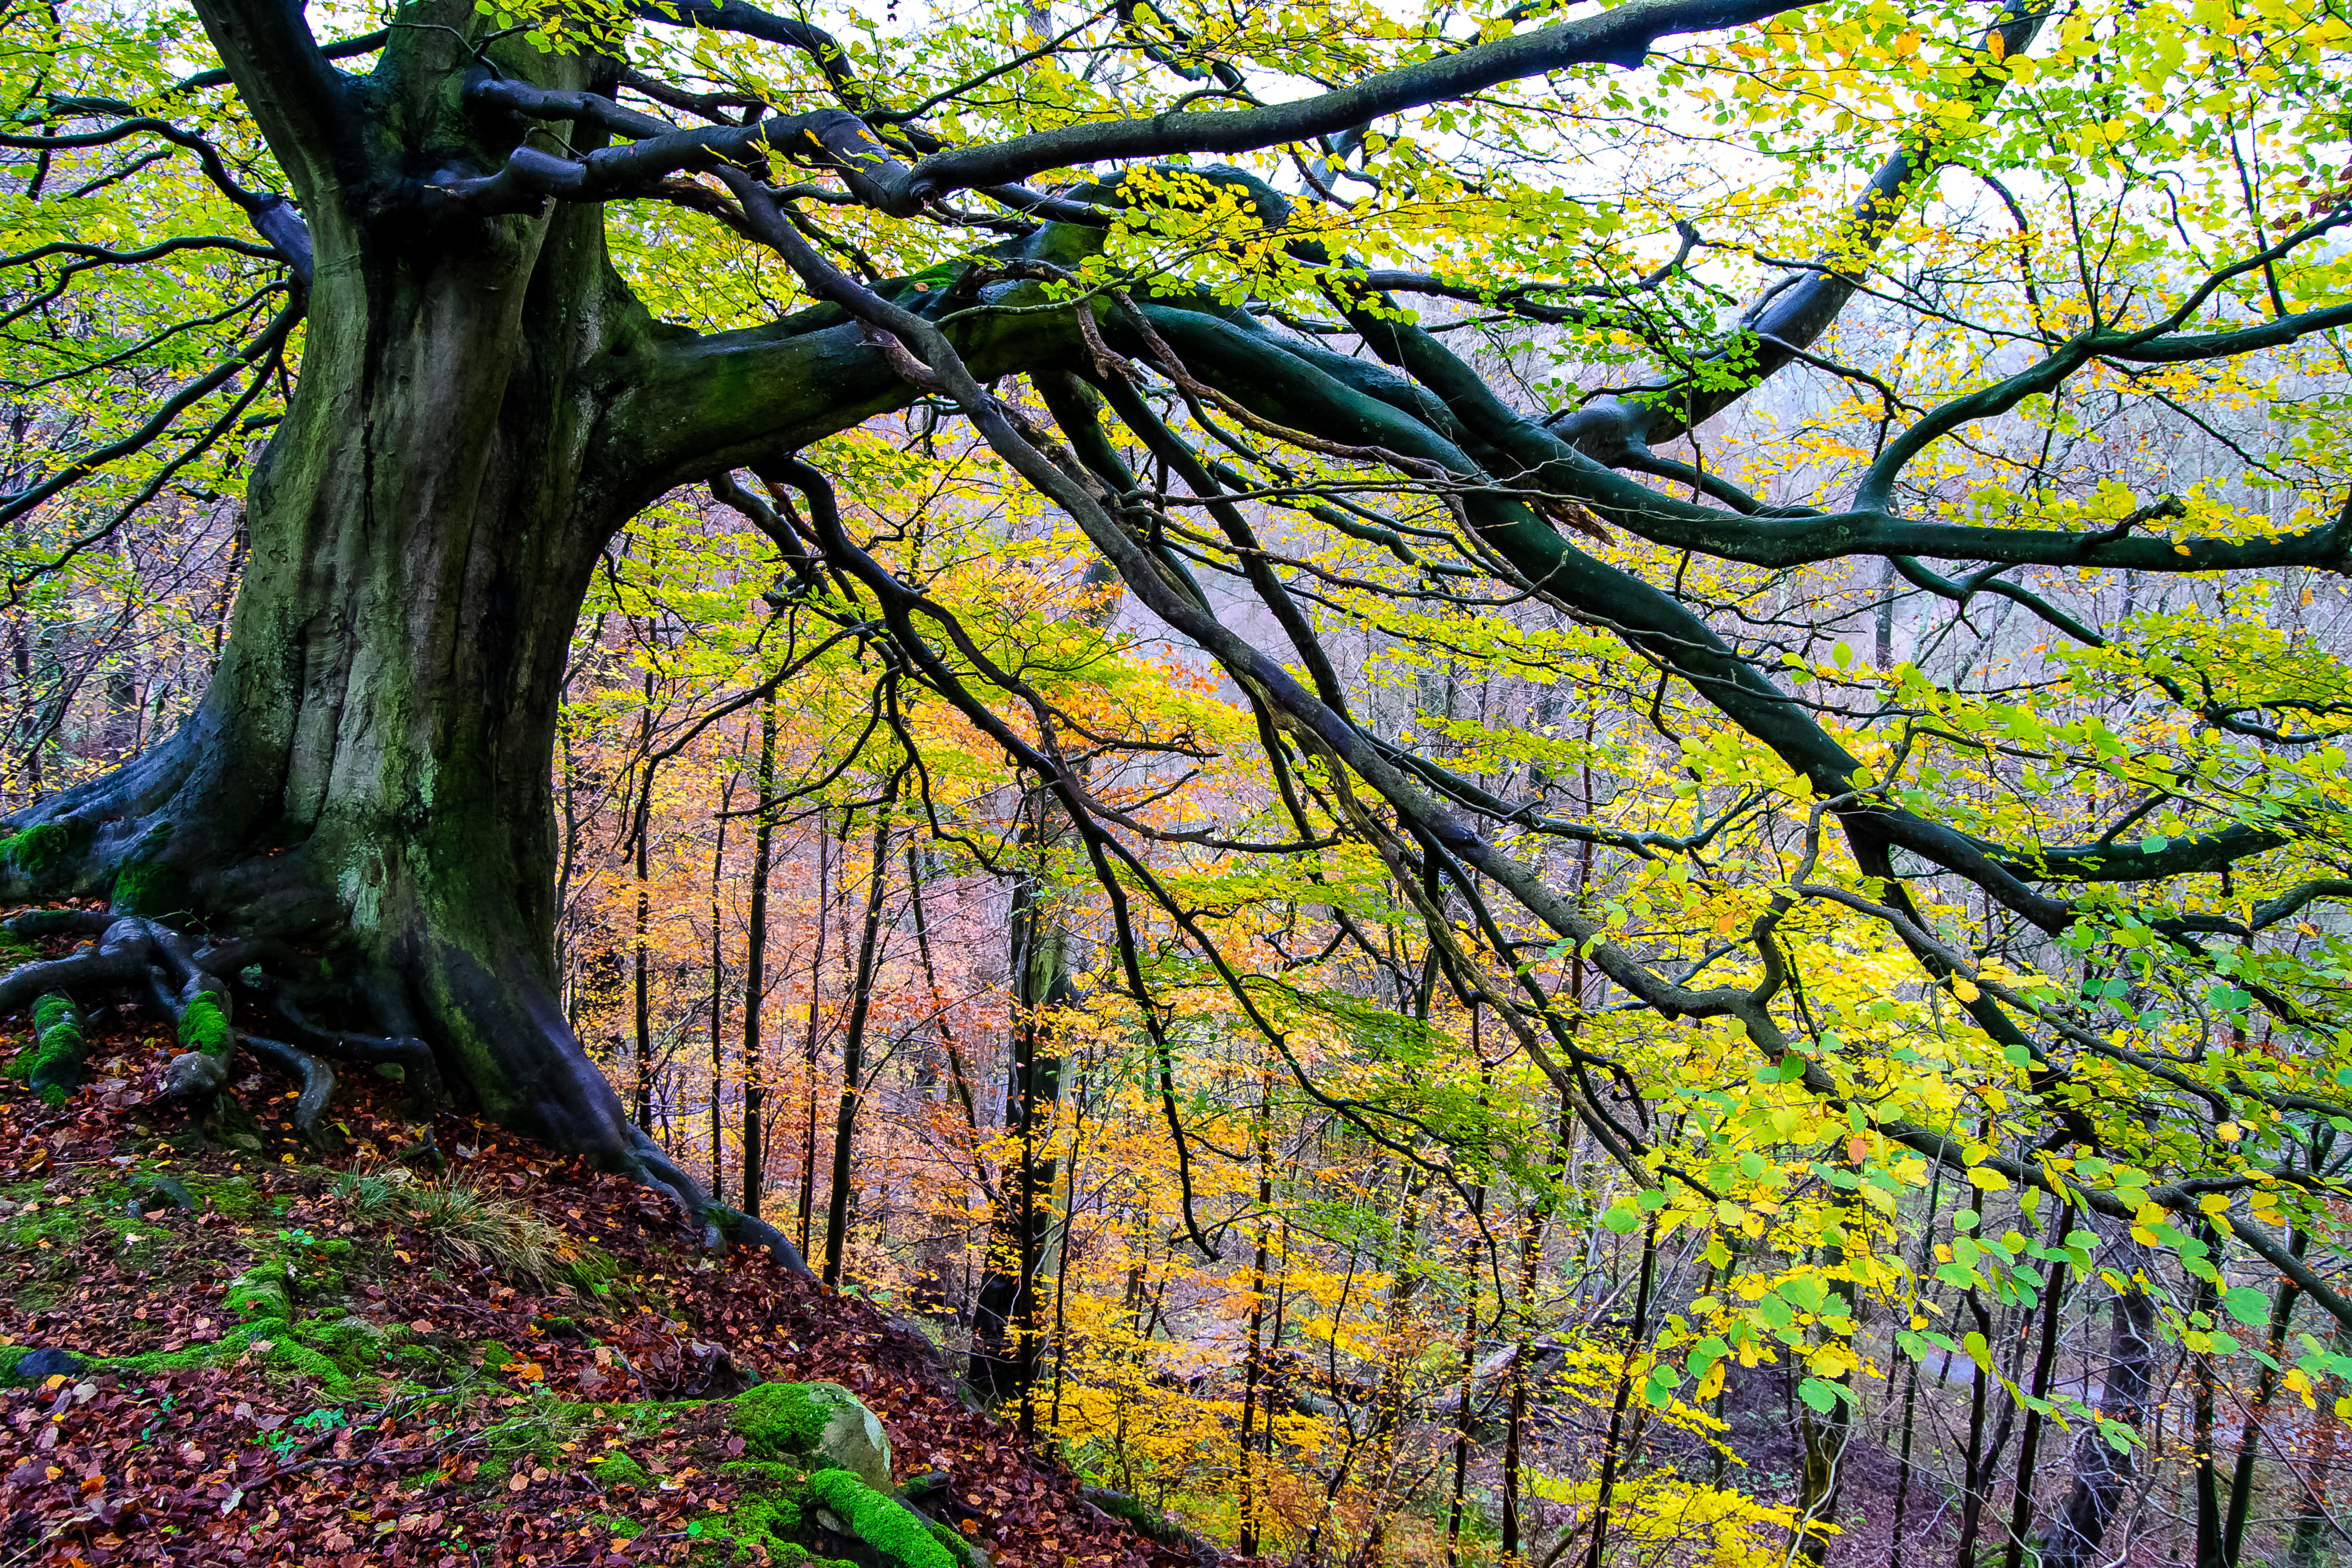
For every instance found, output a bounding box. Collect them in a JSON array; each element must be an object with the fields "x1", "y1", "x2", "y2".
[{"x1": 0, "y1": 927, "x2": 1209, "y2": 1568}]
